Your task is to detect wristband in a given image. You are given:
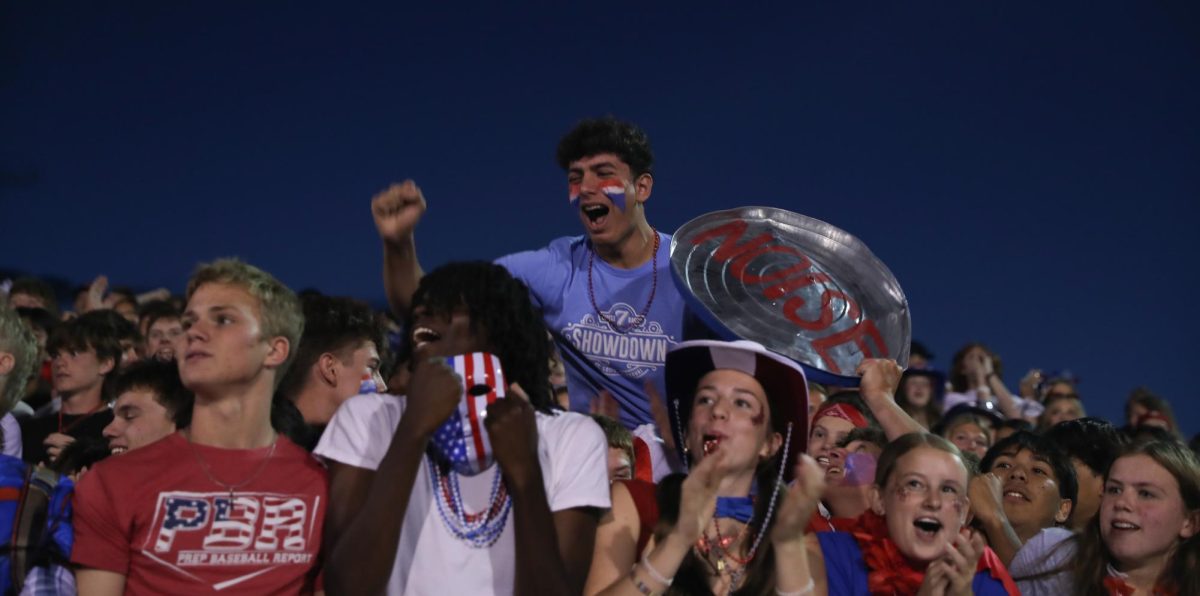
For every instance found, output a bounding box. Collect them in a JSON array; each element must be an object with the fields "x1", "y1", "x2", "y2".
[
  {"x1": 776, "y1": 577, "x2": 815, "y2": 596},
  {"x1": 641, "y1": 554, "x2": 674, "y2": 585},
  {"x1": 629, "y1": 572, "x2": 656, "y2": 596}
]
